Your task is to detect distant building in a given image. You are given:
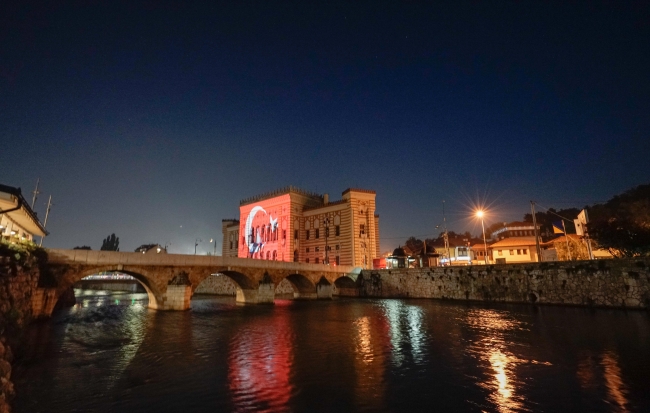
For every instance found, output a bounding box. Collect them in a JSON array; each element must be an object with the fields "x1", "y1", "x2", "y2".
[
  {"x1": 489, "y1": 237, "x2": 539, "y2": 263},
  {"x1": 134, "y1": 244, "x2": 166, "y2": 254},
  {"x1": 490, "y1": 221, "x2": 540, "y2": 240},
  {"x1": 430, "y1": 236, "x2": 474, "y2": 266},
  {"x1": 230, "y1": 186, "x2": 380, "y2": 268},
  {"x1": 0, "y1": 184, "x2": 47, "y2": 242},
  {"x1": 221, "y1": 219, "x2": 240, "y2": 257}
]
